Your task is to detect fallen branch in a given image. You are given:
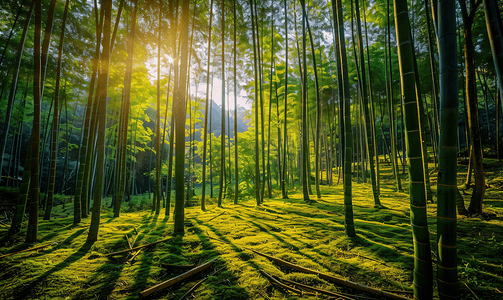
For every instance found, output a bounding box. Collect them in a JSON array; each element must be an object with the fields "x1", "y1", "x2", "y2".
[
  {"x1": 125, "y1": 235, "x2": 132, "y2": 250},
  {"x1": 207, "y1": 236, "x2": 409, "y2": 300},
  {"x1": 251, "y1": 248, "x2": 409, "y2": 300},
  {"x1": 127, "y1": 249, "x2": 142, "y2": 264},
  {"x1": 131, "y1": 232, "x2": 139, "y2": 248},
  {"x1": 179, "y1": 266, "x2": 227, "y2": 300},
  {"x1": 354, "y1": 252, "x2": 389, "y2": 266},
  {"x1": 178, "y1": 277, "x2": 208, "y2": 300},
  {"x1": 271, "y1": 274, "x2": 355, "y2": 300},
  {"x1": 381, "y1": 289, "x2": 413, "y2": 295},
  {"x1": 0, "y1": 221, "x2": 8, "y2": 227},
  {"x1": 207, "y1": 211, "x2": 227, "y2": 222},
  {"x1": 259, "y1": 270, "x2": 302, "y2": 295},
  {"x1": 464, "y1": 282, "x2": 479, "y2": 300},
  {"x1": 0, "y1": 242, "x2": 60, "y2": 259},
  {"x1": 161, "y1": 264, "x2": 196, "y2": 270},
  {"x1": 140, "y1": 258, "x2": 217, "y2": 298},
  {"x1": 107, "y1": 237, "x2": 172, "y2": 257}
]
